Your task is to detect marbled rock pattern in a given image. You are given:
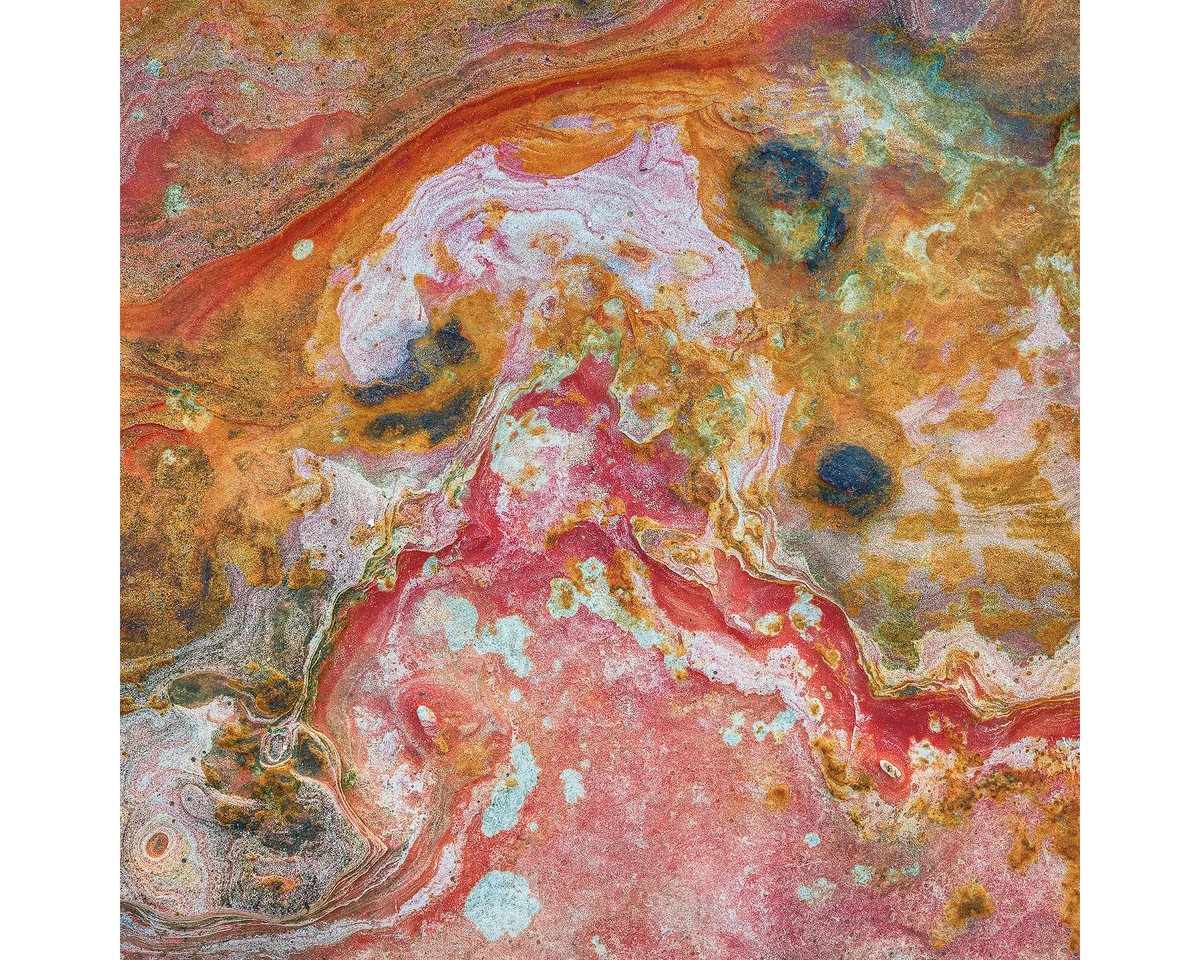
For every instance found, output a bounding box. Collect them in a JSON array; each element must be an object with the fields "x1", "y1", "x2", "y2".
[{"x1": 121, "y1": 2, "x2": 1080, "y2": 957}]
